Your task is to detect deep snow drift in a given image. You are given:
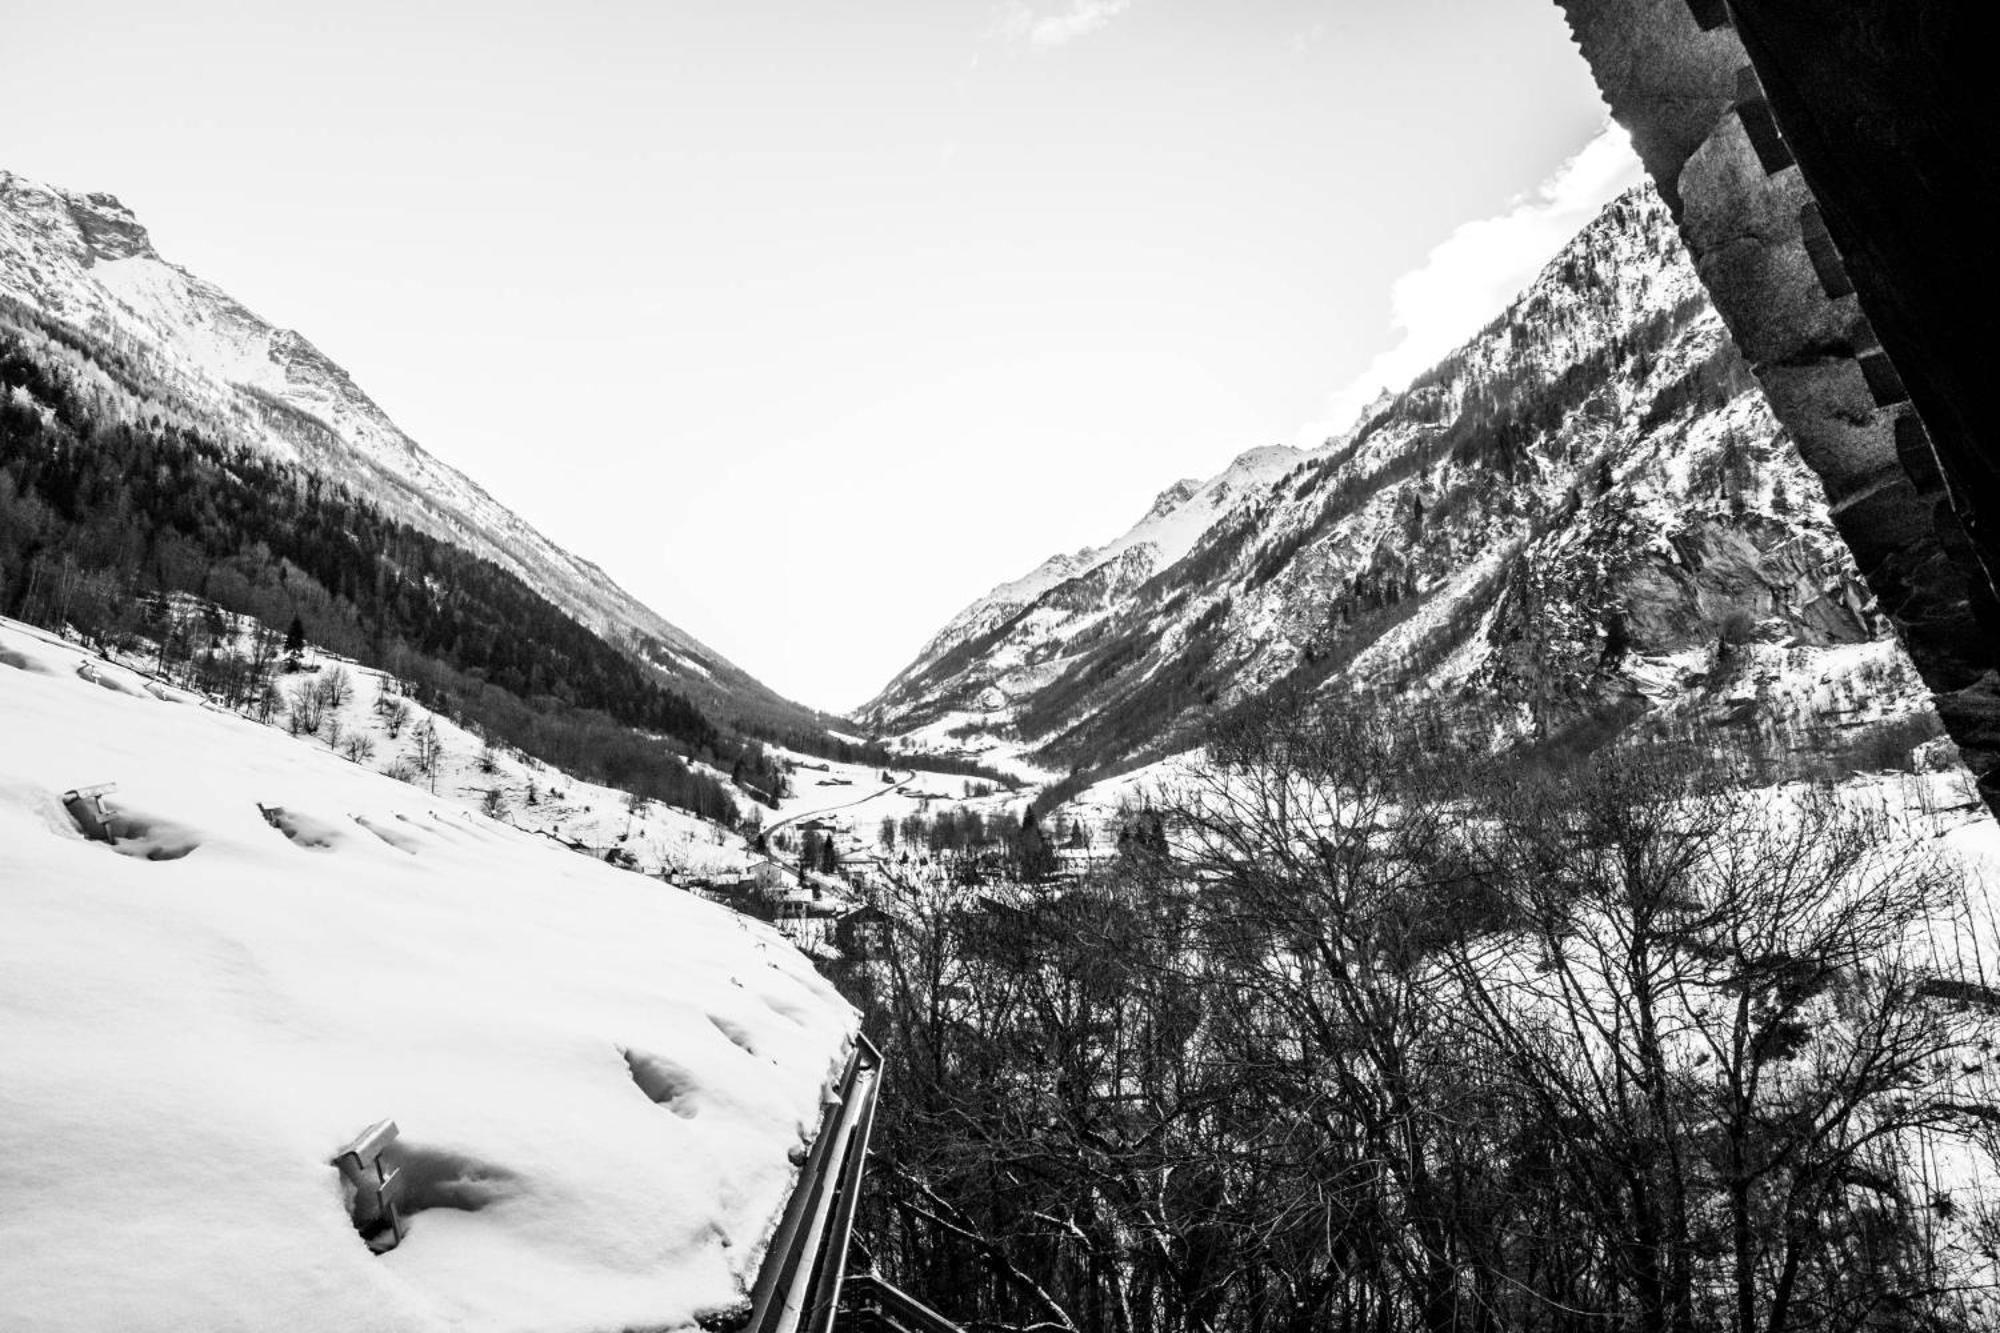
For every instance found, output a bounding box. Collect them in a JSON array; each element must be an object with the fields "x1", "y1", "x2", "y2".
[{"x1": 0, "y1": 617, "x2": 858, "y2": 1333}]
